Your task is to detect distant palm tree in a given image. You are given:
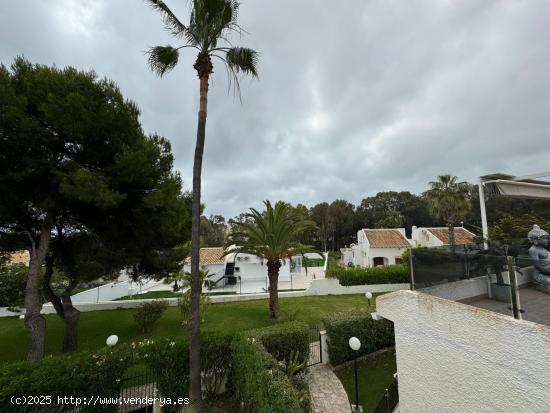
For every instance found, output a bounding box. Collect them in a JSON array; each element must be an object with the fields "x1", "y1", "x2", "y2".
[
  {"x1": 425, "y1": 174, "x2": 471, "y2": 251},
  {"x1": 226, "y1": 201, "x2": 316, "y2": 319},
  {"x1": 145, "y1": 0, "x2": 258, "y2": 405}
]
